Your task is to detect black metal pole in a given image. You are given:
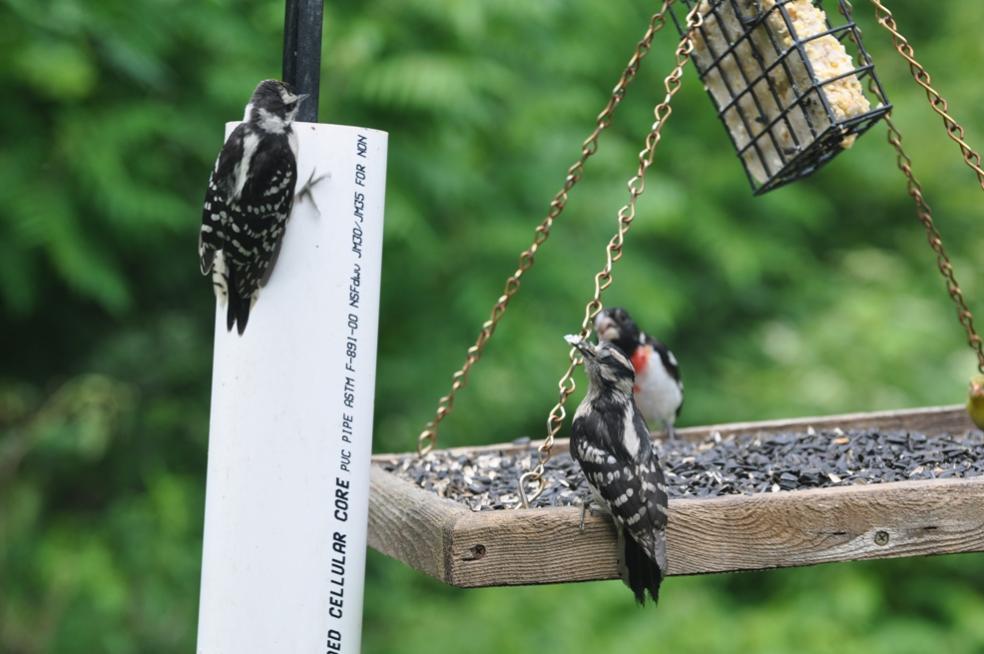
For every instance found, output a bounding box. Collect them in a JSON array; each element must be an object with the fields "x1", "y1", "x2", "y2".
[{"x1": 282, "y1": 0, "x2": 324, "y2": 122}]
